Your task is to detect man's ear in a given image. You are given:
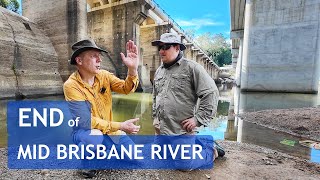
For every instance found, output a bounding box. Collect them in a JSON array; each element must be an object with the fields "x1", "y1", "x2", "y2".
[
  {"x1": 75, "y1": 57, "x2": 82, "y2": 65},
  {"x1": 175, "y1": 45, "x2": 180, "y2": 52}
]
